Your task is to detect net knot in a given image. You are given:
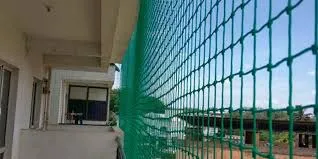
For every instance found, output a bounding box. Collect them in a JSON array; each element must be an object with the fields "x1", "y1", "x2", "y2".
[
  {"x1": 312, "y1": 44, "x2": 317, "y2": 55},
  {"x1": 229, "y1": 107, "x2": 233, "y2": 113},
  {"x1": 229, "y1": 75, "x2": 233, "y2": 81},
  {"x1": 221, "y1": 50, "x2": 225, "y2": 56},
  {"x1": 221, "y1": 78, "x2": 225, "y2": 84},
  {"x1": 287, "y1": 106, "x2": 294, "y2": 116},
  {"x1": 230, "y1": 12, "x2": 235, "y2": 19},
  {"x1": 239, "y1": 71, "x2": 244, "y2": 77},
  {"x1": 251, "y1": 107, "x2": 257, "y2": 113},
  {"x1": 239, "y1": 3, "x2": 244, "y2": 10},
  {"x1": 286, "y1": 6, "x2": 292, "y2": 15},
  {"x1": 251, "y1": 29, "x2": 256, "y2": 36},
  {"x1": 221, "y1": 21, "x2": 226, "y2": 27},
  {"x1": 251, "y1": 69, "x2": 256, "y2": 76},
  {"x1": 215, "y1": 0, "x2": 220, "y2": 6},
  {"x1": 230, "y1": 43, "x2": 234, "y2": 49},
  {"x1": 267, "y1": 20, "x2": 273, "y2": 28},
  {"x1": 215, "y1": 27, "x2": 219, "y2": 32},
  {"x1": 267, "y1": 64, "x2": 273, "y2": 72},
  {"x1": 239, "y1": 37, "x2": 244, "y2": 44},
  {"x1": 286, "y1": 57, "x2": 293, "y2": 66}
]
